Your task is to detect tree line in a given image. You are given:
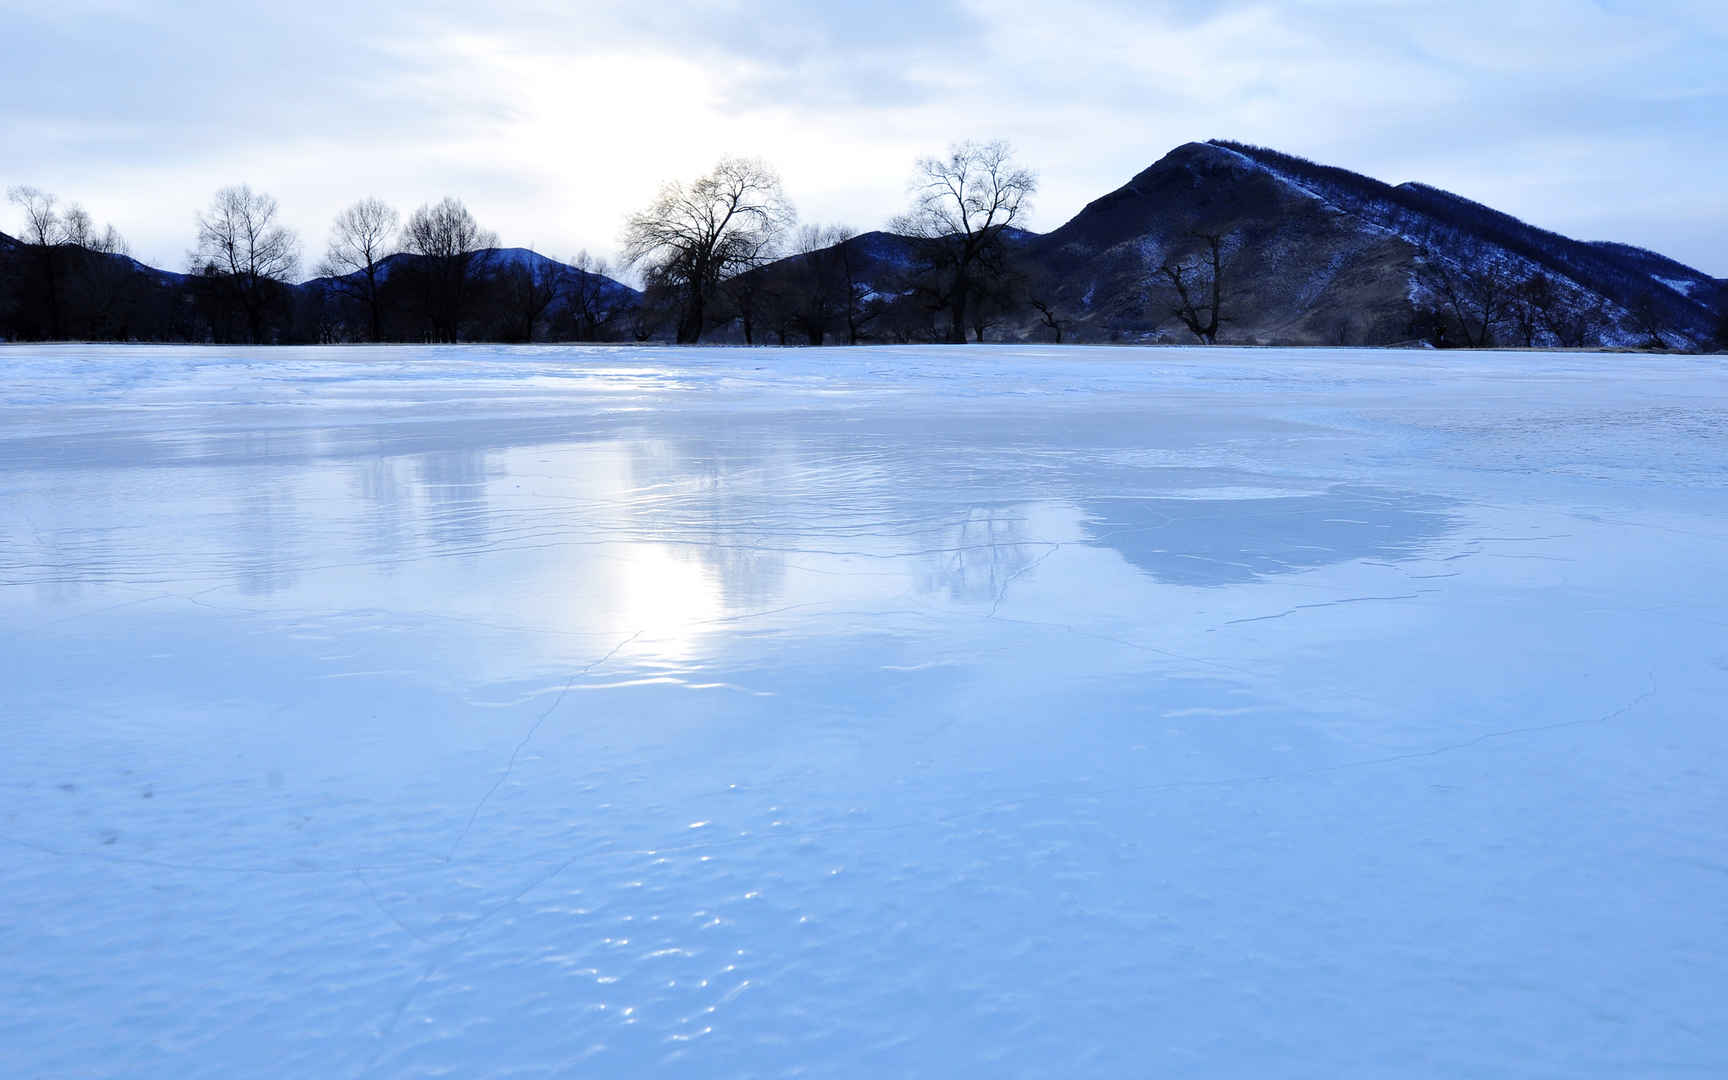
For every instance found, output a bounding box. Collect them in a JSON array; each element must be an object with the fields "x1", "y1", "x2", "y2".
[
  {"x1": 5, "y1": 141, "x2": 1725, "y2": 348},
  {"x1": 0, "y1": 183, "x2": 634, "y2": 346},
  {"x1": 0, "y1": 141, "x2": 1044, "y2": 347}
]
